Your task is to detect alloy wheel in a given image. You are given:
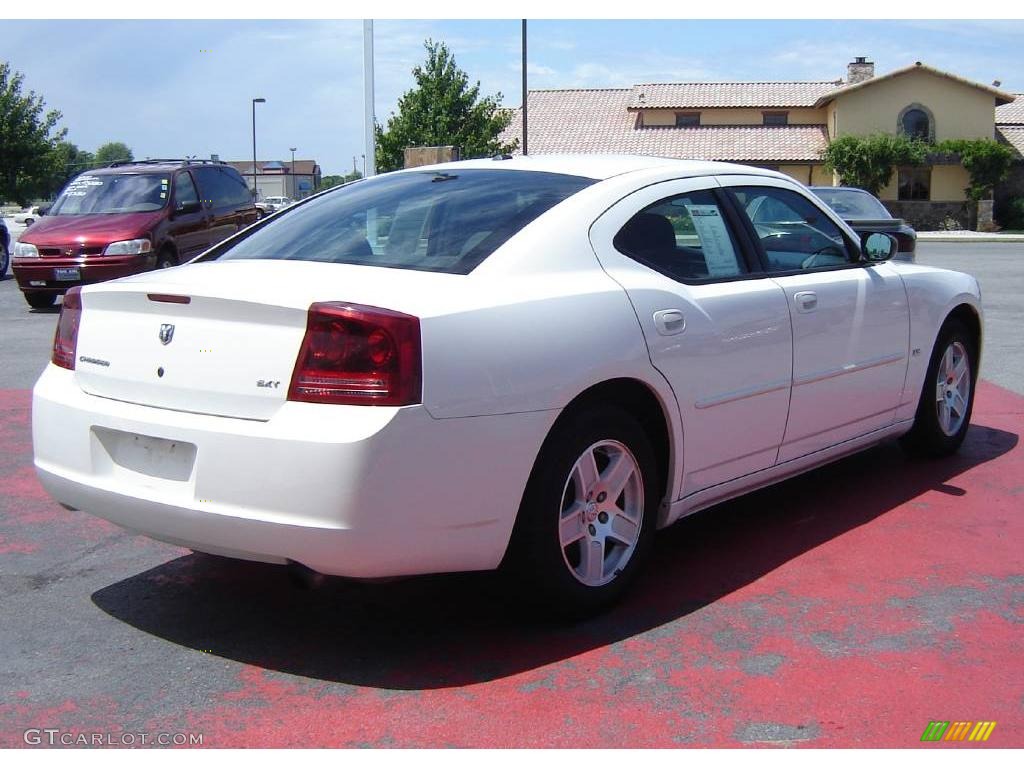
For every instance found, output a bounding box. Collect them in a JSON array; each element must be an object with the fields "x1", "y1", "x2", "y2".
[
  {"x1": 558, "y1": 439, "x2": 644, "y2": 587},
  {"x1": 935, "y1": 340, "x2": 971, "y2": 437}
]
